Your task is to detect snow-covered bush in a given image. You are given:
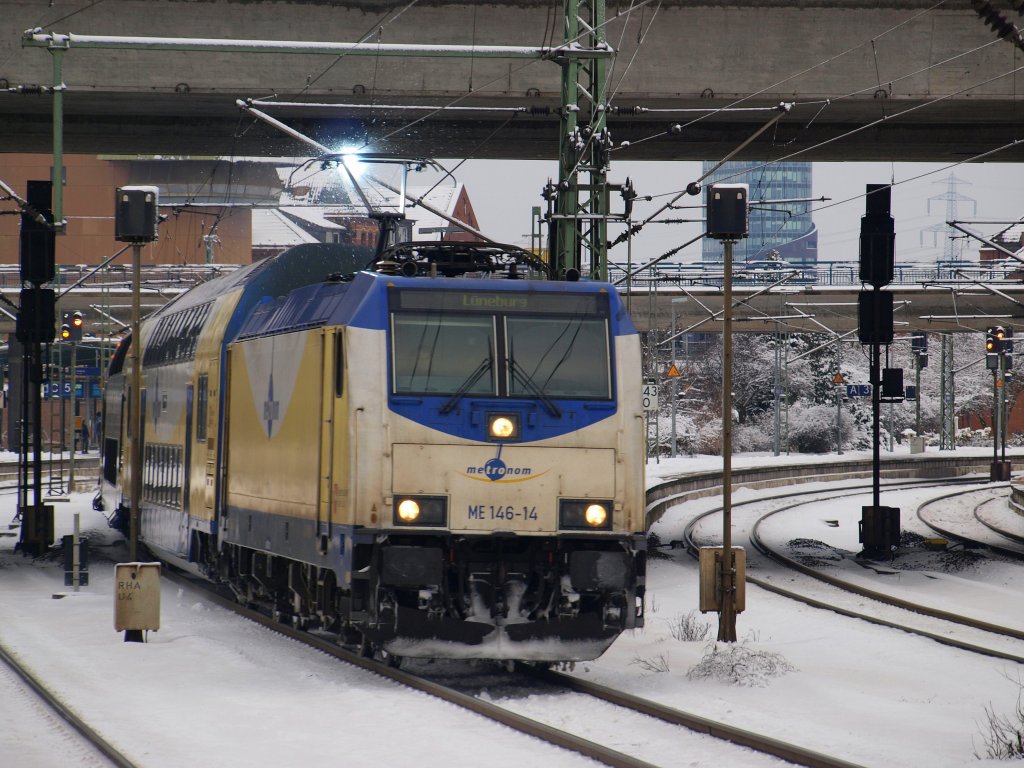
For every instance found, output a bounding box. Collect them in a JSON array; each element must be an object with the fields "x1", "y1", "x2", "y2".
[
  {"x1": 631, "y1": 653, "x2": 671, "y2": 674},
  {"x1": 975, "y1": 693, "x2": 1024, "y2": 759},
  {"x1": 667, "y1": 610, "x2": 712, "y2": 642},
  {"x1": 733, "y1": 416, "x2": 774, "y2": 452},
  {"x1": 784, "y1": 401, "x2": 842, "y2": 453},
  {"x1": 687, "y1": 641, "x2": 796, "y2": 687}
]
